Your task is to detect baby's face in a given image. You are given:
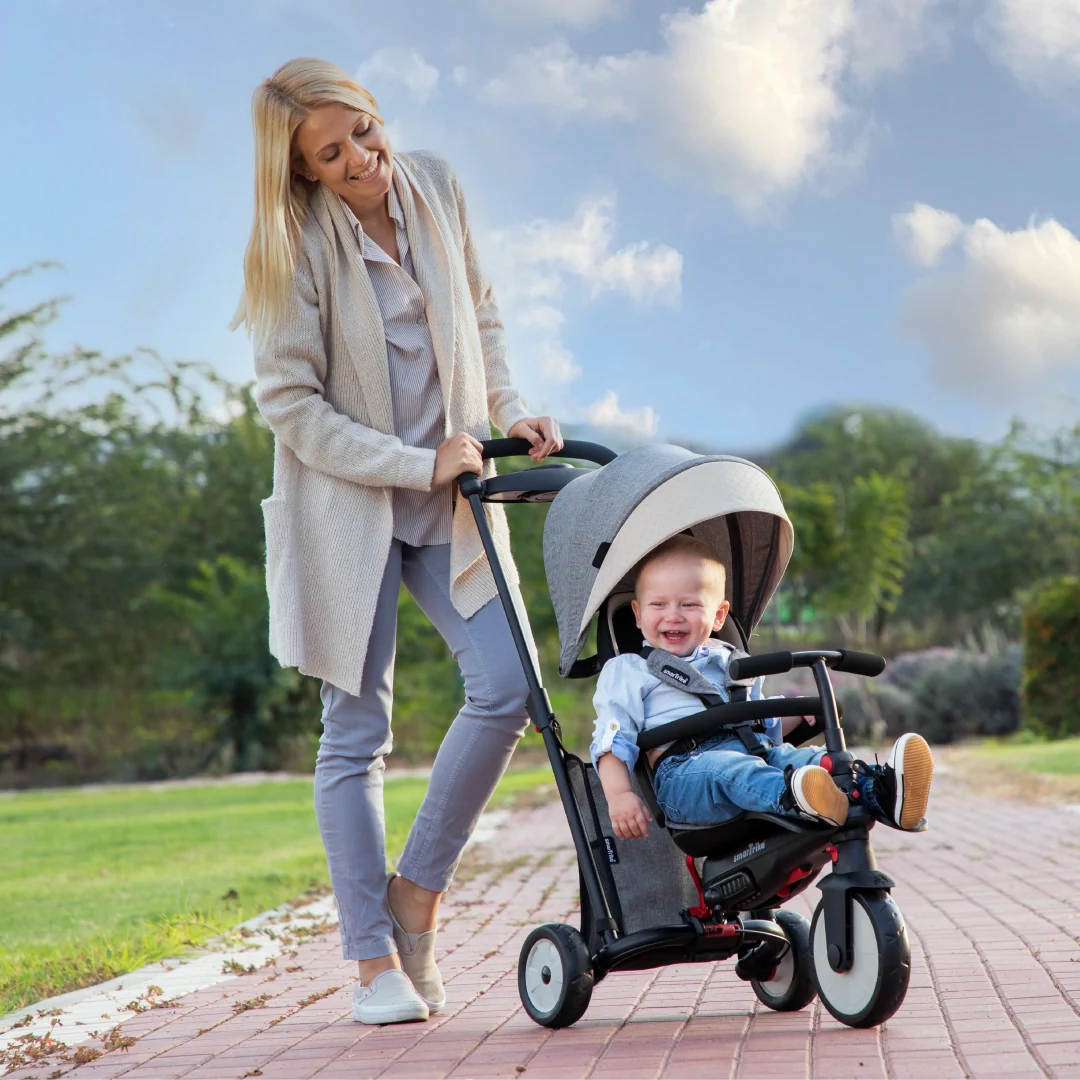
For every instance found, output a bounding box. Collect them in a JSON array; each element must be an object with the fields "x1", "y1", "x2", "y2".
[{"x1": 631, "y1": 555, "x2": 730, "y2": 656}]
